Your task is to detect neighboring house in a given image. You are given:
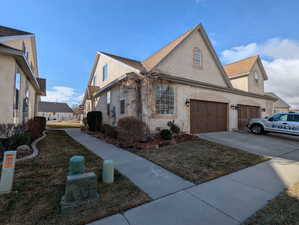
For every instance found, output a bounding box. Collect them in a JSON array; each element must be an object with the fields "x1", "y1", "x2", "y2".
[
  {"x1": 0, "y1": 25, "x2": 46, "y2": 124},
  {"x1": 38, "y1": 102, "x2": 74, "y2": 121},
  {"x1": 266, "y1": 92, "x2": 290, "y2": 113},
  {"x1": 82, "y1": 24, "x2": 276, "y2": 134}
]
